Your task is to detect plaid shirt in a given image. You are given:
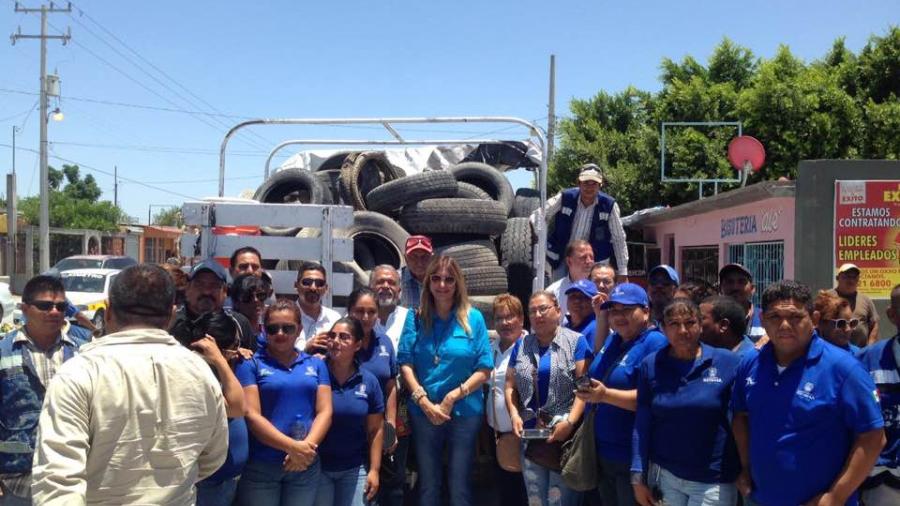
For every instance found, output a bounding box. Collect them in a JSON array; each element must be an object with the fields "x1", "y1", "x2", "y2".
[
  {"x1": 0, "y1": 325, "x2": 77, "y2": 499},
  {"x1": 400, "y1": 267, "x2": 422, "y2": 310}
]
